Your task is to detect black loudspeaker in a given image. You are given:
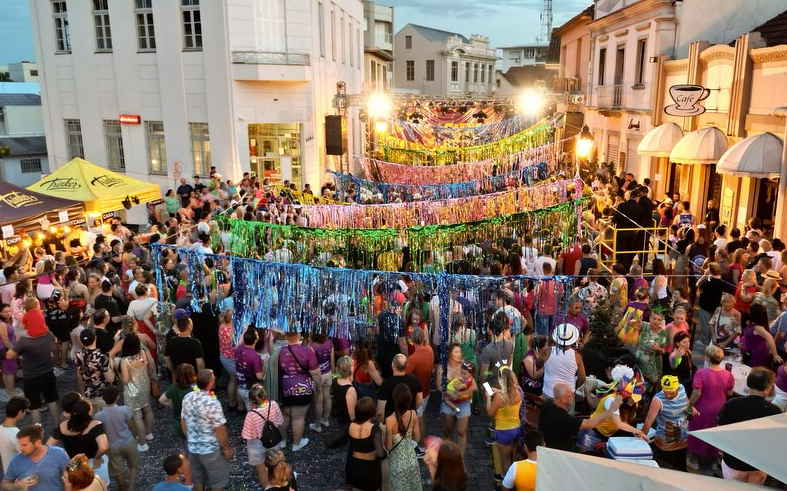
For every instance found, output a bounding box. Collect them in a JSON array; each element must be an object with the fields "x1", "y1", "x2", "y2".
[{"x1": 325, "y1": 115, "x2": 345, "y2": 156}]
